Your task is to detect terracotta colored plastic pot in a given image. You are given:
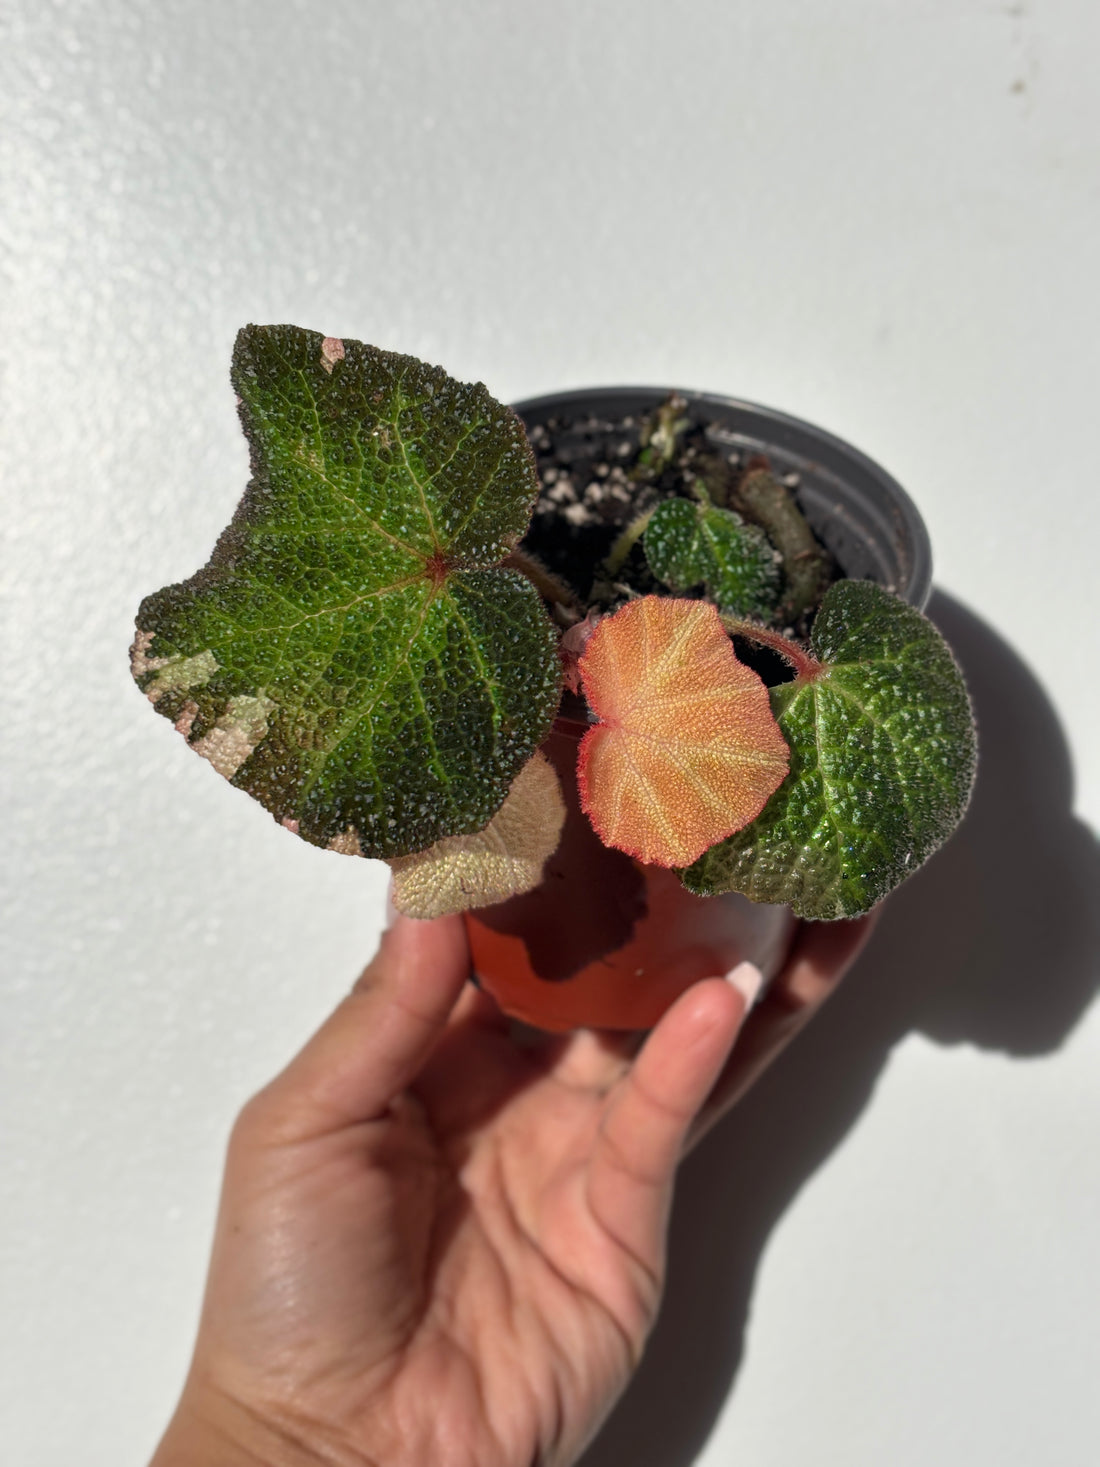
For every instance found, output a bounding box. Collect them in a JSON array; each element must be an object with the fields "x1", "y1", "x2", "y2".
[
  {"x1": 465, "y1": 715, "x2": 796, "y2": 1032},
  {"x1": 464, "y1": 389, "x2": 933, "y2": 1033}
]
